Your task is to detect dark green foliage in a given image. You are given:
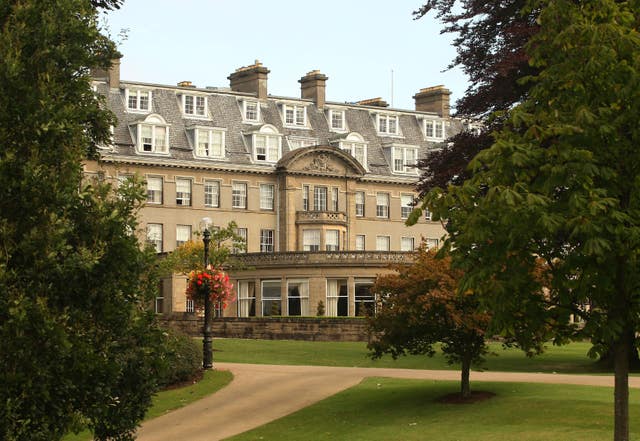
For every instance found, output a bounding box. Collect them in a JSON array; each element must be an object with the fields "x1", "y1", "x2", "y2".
[
  {"x1": 423, "y1": 1, "x2": 640, "y2": 438},
  {"x1": 0, "y1": 1, "x2": 164, "y2": 440},
  {"x1": 156, "y1": 328, "x2": 202, "y2": 389}
]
